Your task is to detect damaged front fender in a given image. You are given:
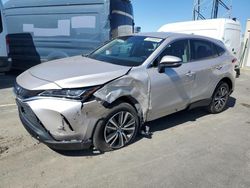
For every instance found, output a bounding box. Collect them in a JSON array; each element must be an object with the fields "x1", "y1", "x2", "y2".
[{"x1": 94, "y1": 68, "x2": 150, "y2": 121}]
